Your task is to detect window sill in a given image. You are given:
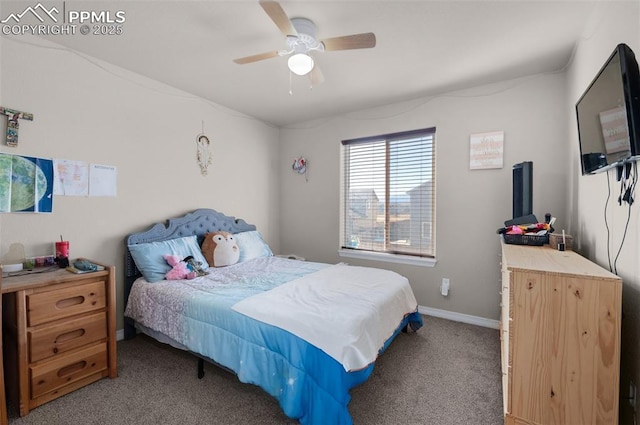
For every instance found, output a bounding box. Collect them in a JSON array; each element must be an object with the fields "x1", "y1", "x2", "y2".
[{"x1": 338, "y1": 249, "x2": 437, "y2": 267}]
